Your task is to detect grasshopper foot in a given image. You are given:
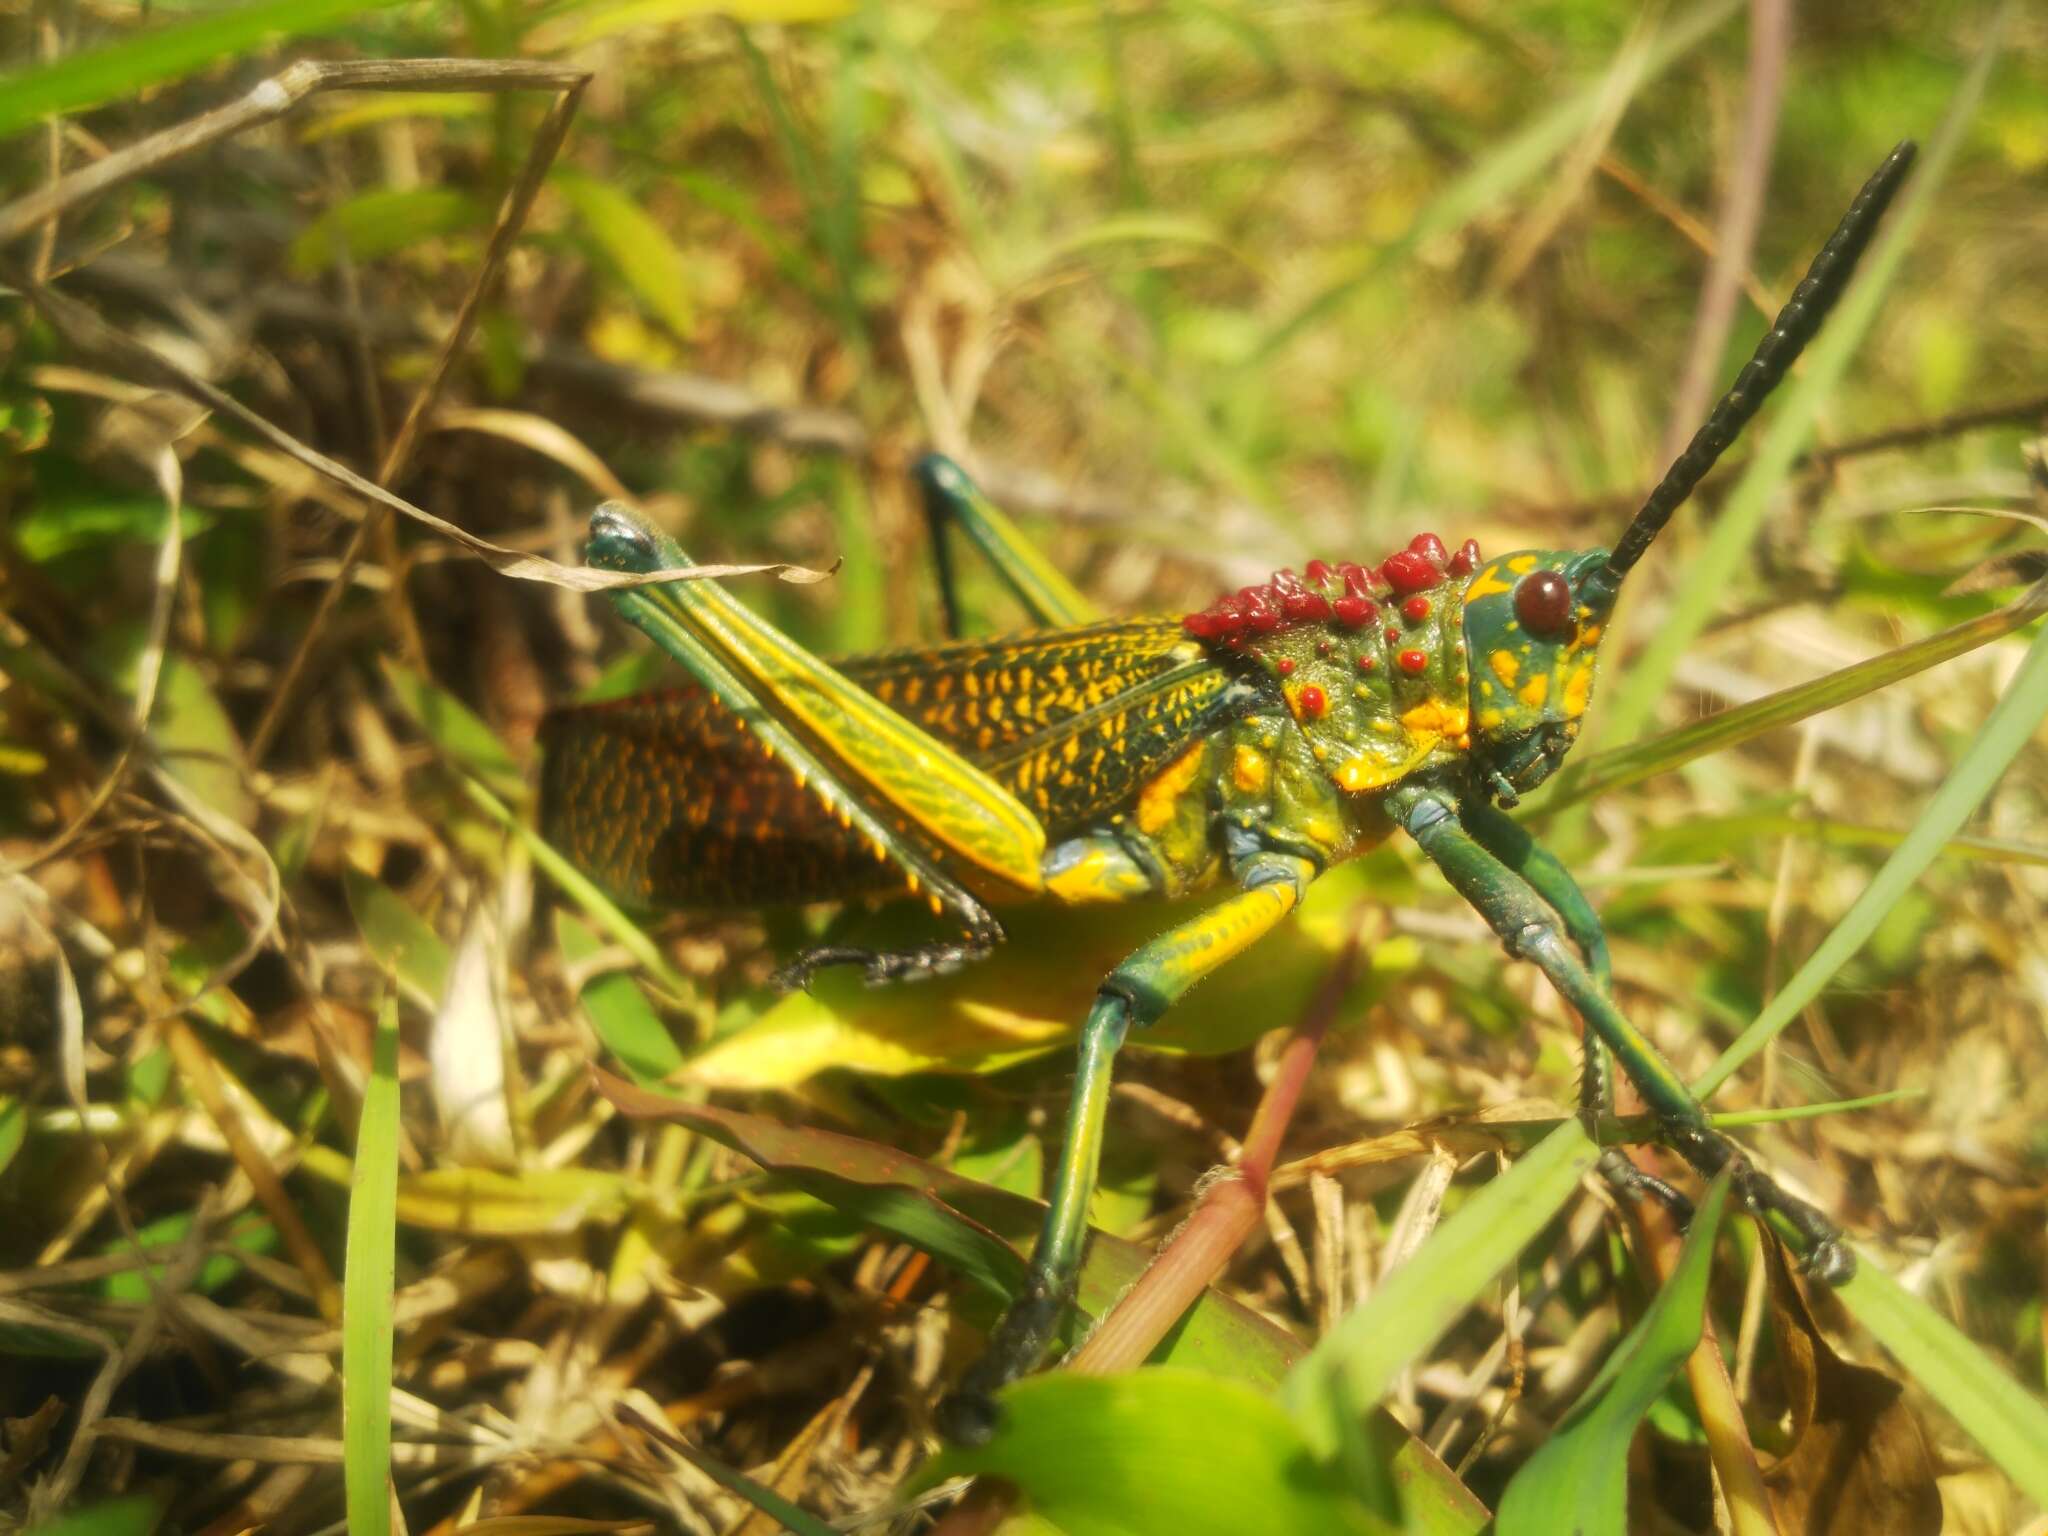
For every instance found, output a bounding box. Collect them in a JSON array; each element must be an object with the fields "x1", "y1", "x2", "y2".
[
  {"x1": 772, "y1": 933, "x2": 998, "y2": 992},
  {"x1": 1594, "y1": 1146, "x2": 1695, "y2": 1227},
  {"x1": 934, "y1": 1271, "x2": 1072, "y2": 1445},
  {"x1": 1665, "y1": 1124, "x2": 1856, "y2": 1285}
]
